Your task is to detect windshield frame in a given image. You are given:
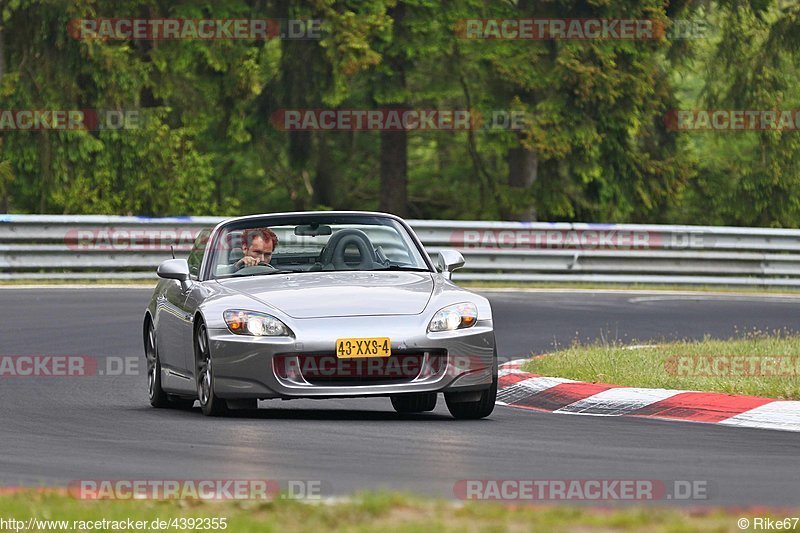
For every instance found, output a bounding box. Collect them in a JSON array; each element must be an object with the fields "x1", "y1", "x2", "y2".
[{"x1": 200, "y1": 212, "x2": 435, "y2": 281}]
